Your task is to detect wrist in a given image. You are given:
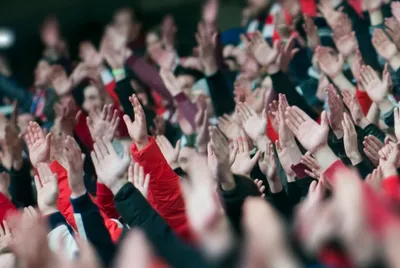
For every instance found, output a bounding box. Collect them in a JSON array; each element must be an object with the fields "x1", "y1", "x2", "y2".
[
  {"x1": 135, "y1": 136, "x2": 149, "y2": 150},
  {"x1": 255, "y1": 135, "x2": 269, "y2": 151},
  {"x1": 70, "y1": 186, "x2": 87, "y2": 199},
  {"x1": 378, "y1": 98, "x2": 395, "y2": 114},
  {"x1": 358, "y1": 117, "x2": 370, "y2": 129},
  {"x1": 348, "y1": 152, "x2": 363, "y2": 165},
  {"x1": 204, "y1": 61, "x2": 218, "y2": 76},
  {"x1": 313, "y1": 145, "x2": 339, "y2": 172},
  {"x1": 219, "y1": 172, "x2": 236, "y2": 191},
  {"x1": 266, "y1": 64, "x2": 280, "y2": 75},
  {"x1": 381, "y1": 163, "x2": 398, "y2": 178},
  {"x1": 368, "y1": 8, "x2": 383, "y2": 26},
  {"x1": 389, "y1": 53, "x2": 400, "y2": 70},
  {"x1": 41, "y1": 207, "x2": 59, "y2": 216},
  {"x1": 109, "y1": 180, "x2": 129, "y2": 195},
  {"x1": 268, "y1": 179, "x2": 283, "y2": 193}
]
